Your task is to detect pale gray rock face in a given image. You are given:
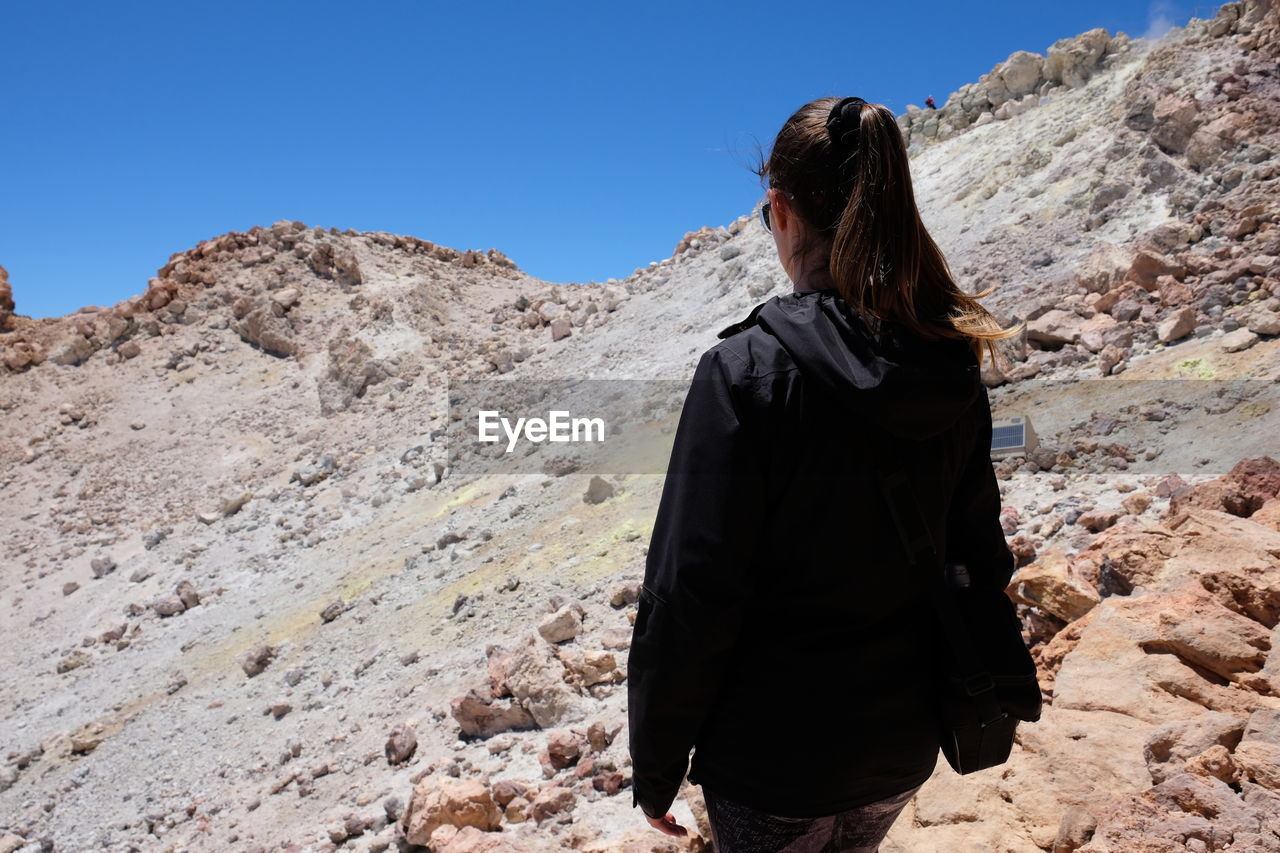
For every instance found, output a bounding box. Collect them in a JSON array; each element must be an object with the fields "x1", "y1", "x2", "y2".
[{"x1": 2, "y1": 1, "x2": 1280, "y2": 851}]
